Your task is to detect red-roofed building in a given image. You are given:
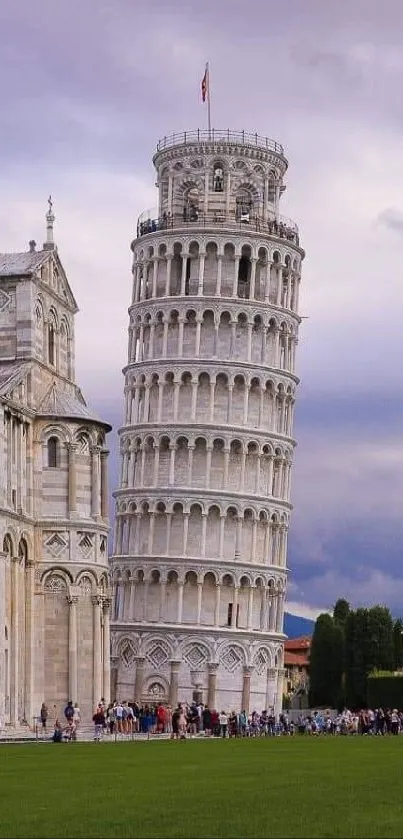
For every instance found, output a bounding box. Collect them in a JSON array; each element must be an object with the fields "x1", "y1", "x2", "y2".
[{"x1": 284, "y1": 635, "x2": 311, "y2": 695}]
